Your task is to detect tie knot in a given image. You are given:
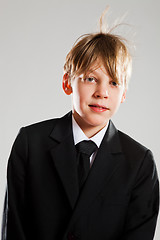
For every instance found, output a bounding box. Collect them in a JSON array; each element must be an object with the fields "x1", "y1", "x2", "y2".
[{"x1": 76, "y1": 140, "x2": 97, "y2": 157}]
